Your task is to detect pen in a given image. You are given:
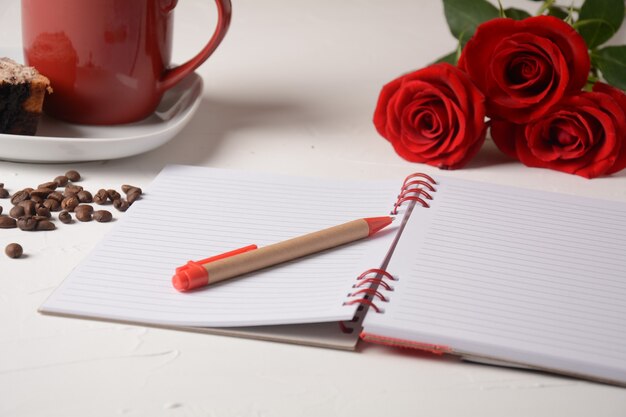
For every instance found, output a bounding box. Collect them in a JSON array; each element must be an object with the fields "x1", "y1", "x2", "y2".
[{"x1": 172, "y1": 216, "x2": 394, "y2": 292}]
